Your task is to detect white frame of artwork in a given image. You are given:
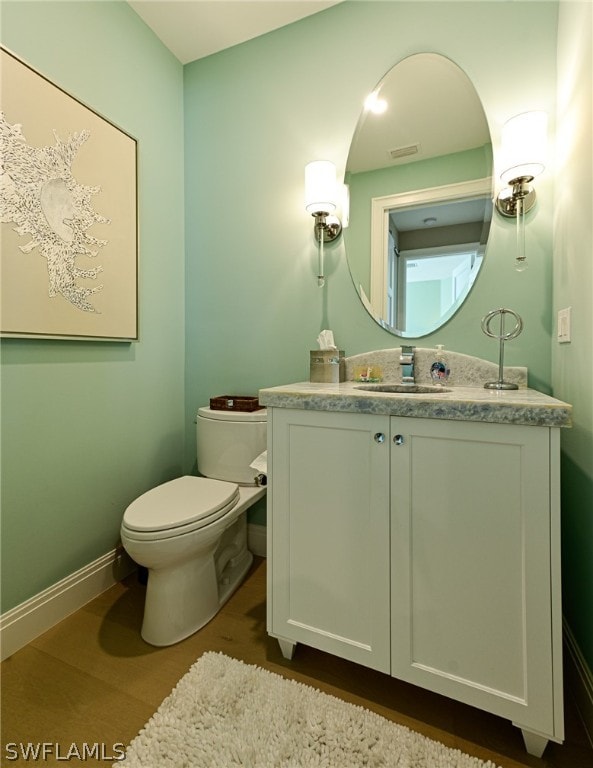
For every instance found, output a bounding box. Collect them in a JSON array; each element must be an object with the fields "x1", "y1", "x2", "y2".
[{"x1": 0, "y1": 47, "x2": 138, "y2": 341}]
